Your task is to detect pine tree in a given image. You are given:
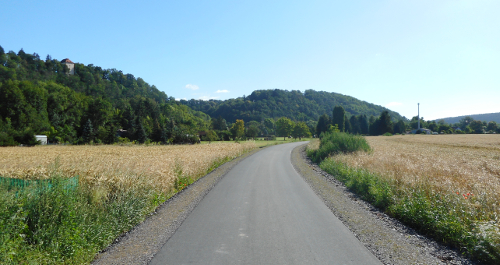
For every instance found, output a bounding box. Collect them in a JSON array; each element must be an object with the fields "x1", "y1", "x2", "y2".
[
  {"x1": 332, "y1": 106, "x2": 346, "y2": 132},
  {"x1": 82, "y1": 119, "x2": 94, "y2": 143}
]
